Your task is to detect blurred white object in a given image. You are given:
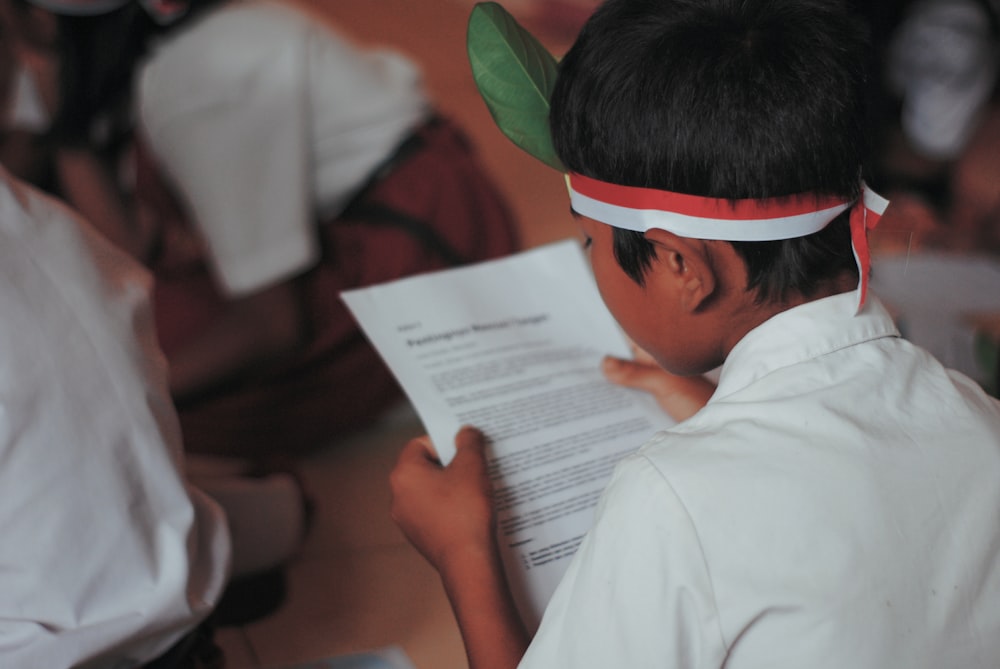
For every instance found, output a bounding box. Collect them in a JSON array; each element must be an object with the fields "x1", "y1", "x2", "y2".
[
  {"x1": 886, "y1": 0, "x2": 999, "y2": 160},
  {"x1": 871, "y1": 252, "x2": 1000, "y2": 388}
]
